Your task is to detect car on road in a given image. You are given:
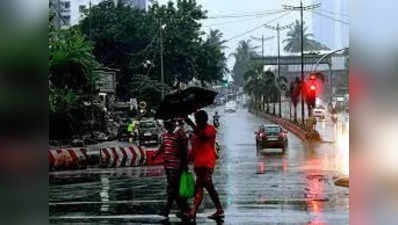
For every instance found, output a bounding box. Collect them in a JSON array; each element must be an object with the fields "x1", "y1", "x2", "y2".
[
  {"x1": 255, "y1": 124, "x2": 288, "y2": 153},
  {"x1": 224, "y1": 101, "x2": 237, "y2": 112},
  {"x1": 138, "y1": 119, "x2": 161, "y2": 146},
  {"x1": 312, "y1": 108, "x2": 326, "y2": 120}
]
